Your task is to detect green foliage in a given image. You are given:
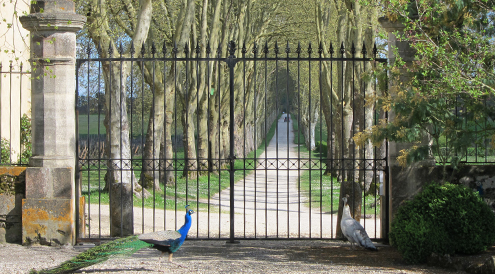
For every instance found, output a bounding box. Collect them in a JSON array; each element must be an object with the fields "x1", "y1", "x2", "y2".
[
  {"x1": 314, "y1": 141, "x2": 327, "y2": 157},
  {"x1": 357, "y1": 0, "x2": 495, "y2": 168},
  {"x1": 390, "y1": 183, "x2": 495, "y2": 264},
  {"x1": 0, "y1": 114, "x2": 32, "y2": 165},
  {"x1": 20, "y1": 114, "x2": 32, "y2": 164},
  {"x1": 0, "y1": 138, "x2": 11, "y2": 164}
]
